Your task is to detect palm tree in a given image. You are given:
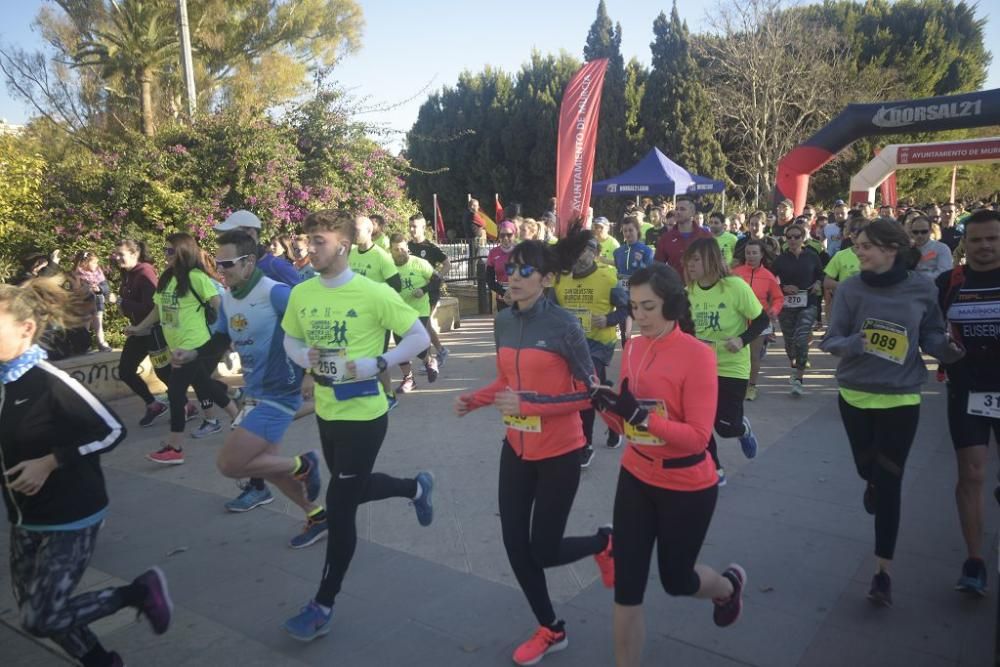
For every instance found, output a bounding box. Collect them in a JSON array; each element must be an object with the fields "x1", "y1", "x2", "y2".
[{"x1": 73, "y1": 0, "x2": 179, "y2": 137}]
